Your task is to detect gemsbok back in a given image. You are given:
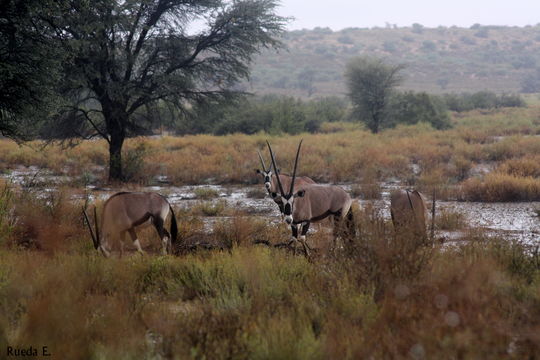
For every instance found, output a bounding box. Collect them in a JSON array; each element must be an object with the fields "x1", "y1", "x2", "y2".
[
  {"x1": 267, "y1": 140, "x2": 355, "y2": 256},
  {"x1": 390, "y1": 189, "x2": 428, "y2": 243},
  {"x1": 256, "y1": 149, "x2": 316, "y2": 217},
  {"x1": 83, "y1": 192, "x2": 178, "y2": 257}
]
